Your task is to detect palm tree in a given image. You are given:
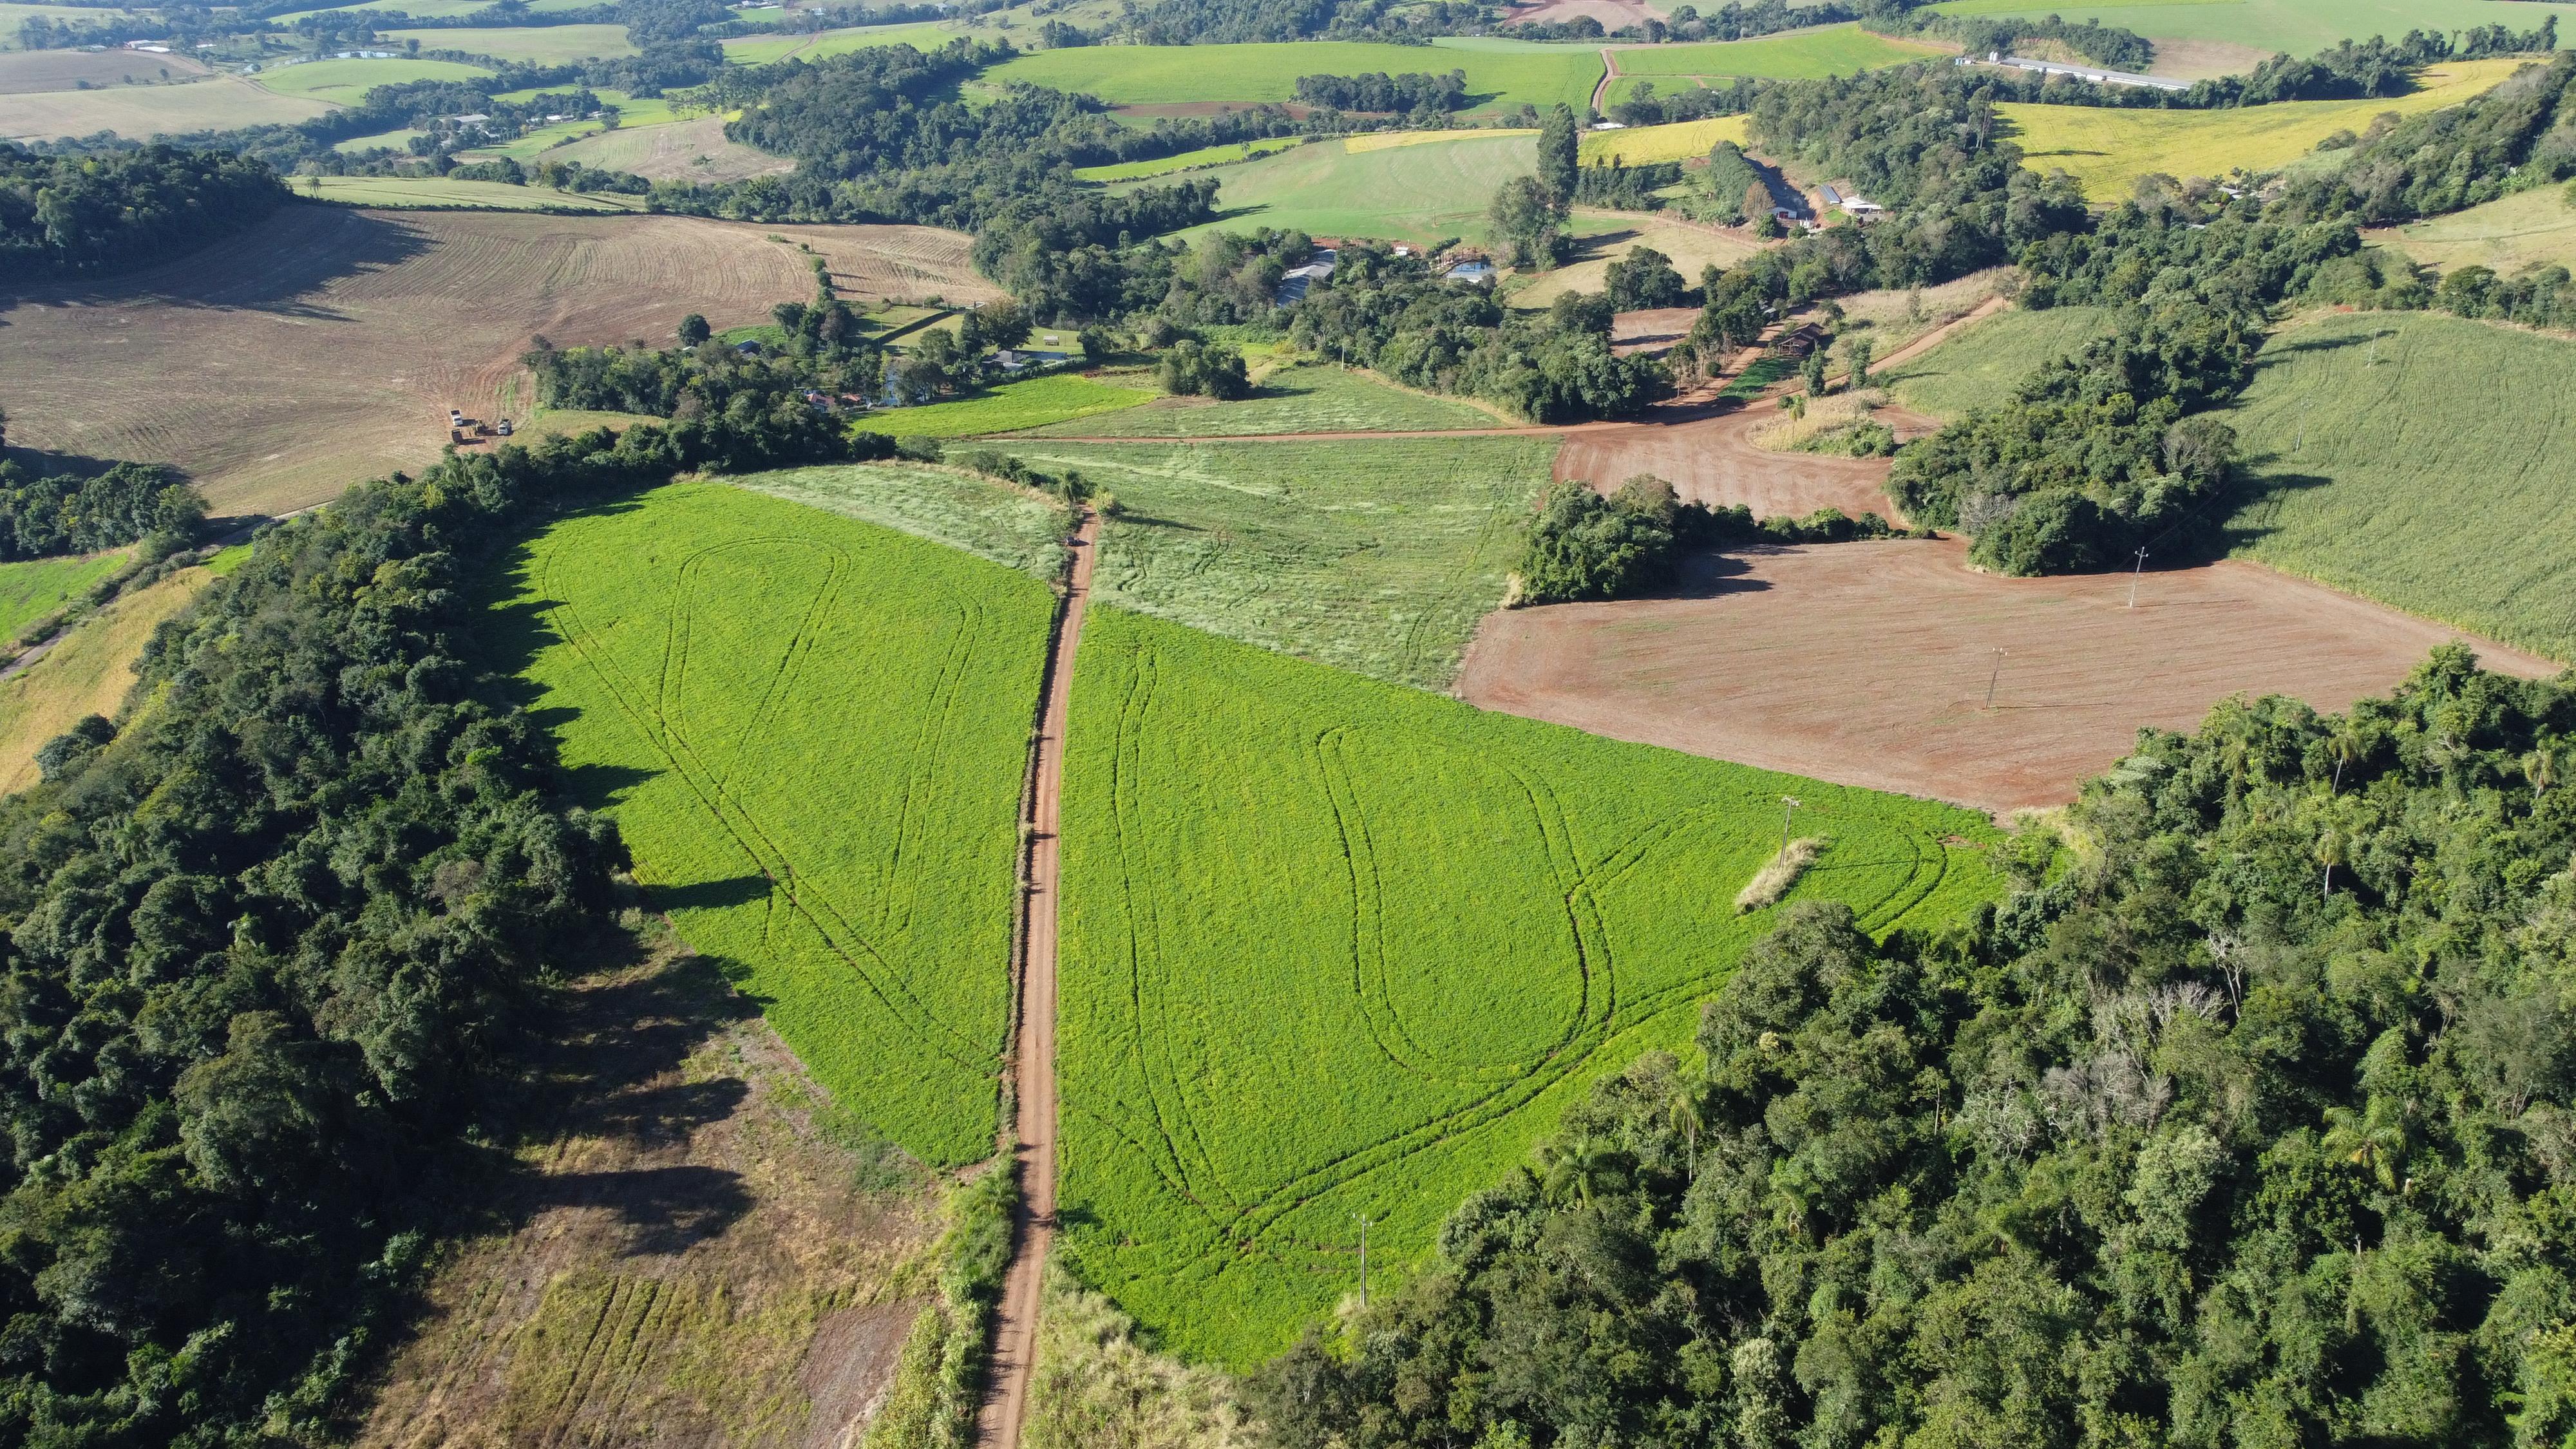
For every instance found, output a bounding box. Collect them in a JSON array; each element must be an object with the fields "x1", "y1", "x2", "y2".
[
  {"x1": 2323, "y1": 1098, "x2": 2410, "y2": 1192},
  {"x1": 1537, "y1": 1133, "x2": 1624, "y2": 1208},
  {"x1": 2327, "y1": 719, "x2": 2368, "y2": 794},
  {"x1": 2526, "y1": 745, "x2": 2561, "y2": 804},
  {"x1": 1667, "y1": 1088, "x2": 1707, "y2": 1179}
]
